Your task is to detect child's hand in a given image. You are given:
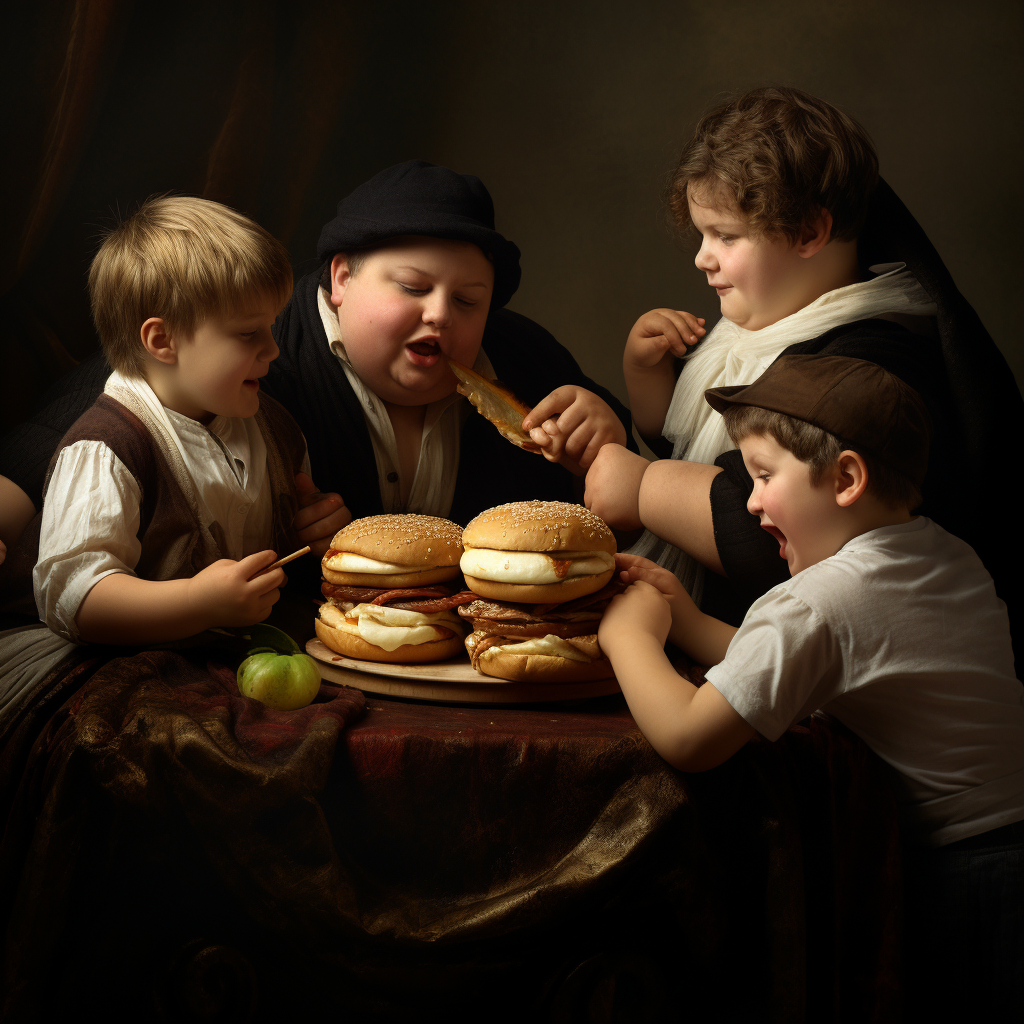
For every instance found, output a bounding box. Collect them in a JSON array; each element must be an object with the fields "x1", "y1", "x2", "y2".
[
  {"x1": 624, "y1": 308, "x2": 706, "y2": 370},
  {"x1": 613, "y1": 551, "x2": 699, "y2": 626},
  {"x1": 293, "y1": 472, "x2": 352, "y2": 558},
  {"x1": 613, "y1": 551, "x2": 686, "y2": 599},
  {"x1": 521, "y1": 386, "x2": 627, "y2": 476},
  {"x1": 599, "y1": 579, "x2": 672, "y2": 659},
  {"x1": 187, "y1": 550, "x2": 286, "y2": 628},
  {"x1": 584, "y1": 444, "x2": 650, "y2": 529}
]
